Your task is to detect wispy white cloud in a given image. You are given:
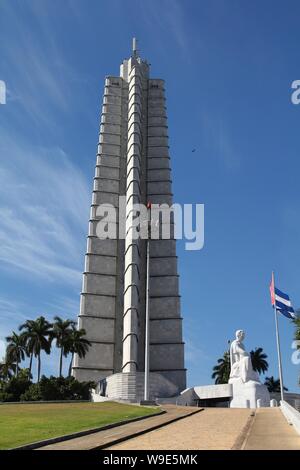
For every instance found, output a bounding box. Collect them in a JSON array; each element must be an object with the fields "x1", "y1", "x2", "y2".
[
  {"x1": 200, "y1": 112, "x2": 240, "y2": 170},
  {"x1": 185, "y1": 340, "x2": 205, "y2": 366},
  {"x1": 0, "y1": 2, "x2": 93, "y2": 376},
  {"x1": 0, "y1": 134, "x2": 90, "y2": 286},
  {"x1": 185, "y1": 340, "x2": 210, "y2": 365},
  {"x1": 162, "y1": 0, "x2": 190, "y2": 57},
  {"x1": 0, "y1": 0, "x2": 94, "y2": 130},
  {"x1": 0, "y1": 298, "x2": 29, "y2": 325},
  {"x1": 43, "y1": 296, "x2": 80, "y2": 319},
  {"x1": 184, "y1": 316, "x2": 213, "y2": 367},
  {"x1": 0, "y1": 297, "x2": 31, "y2": 360},
  {"x1": 136, "y1": 0, "x2": 191, "y2": 60}
]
